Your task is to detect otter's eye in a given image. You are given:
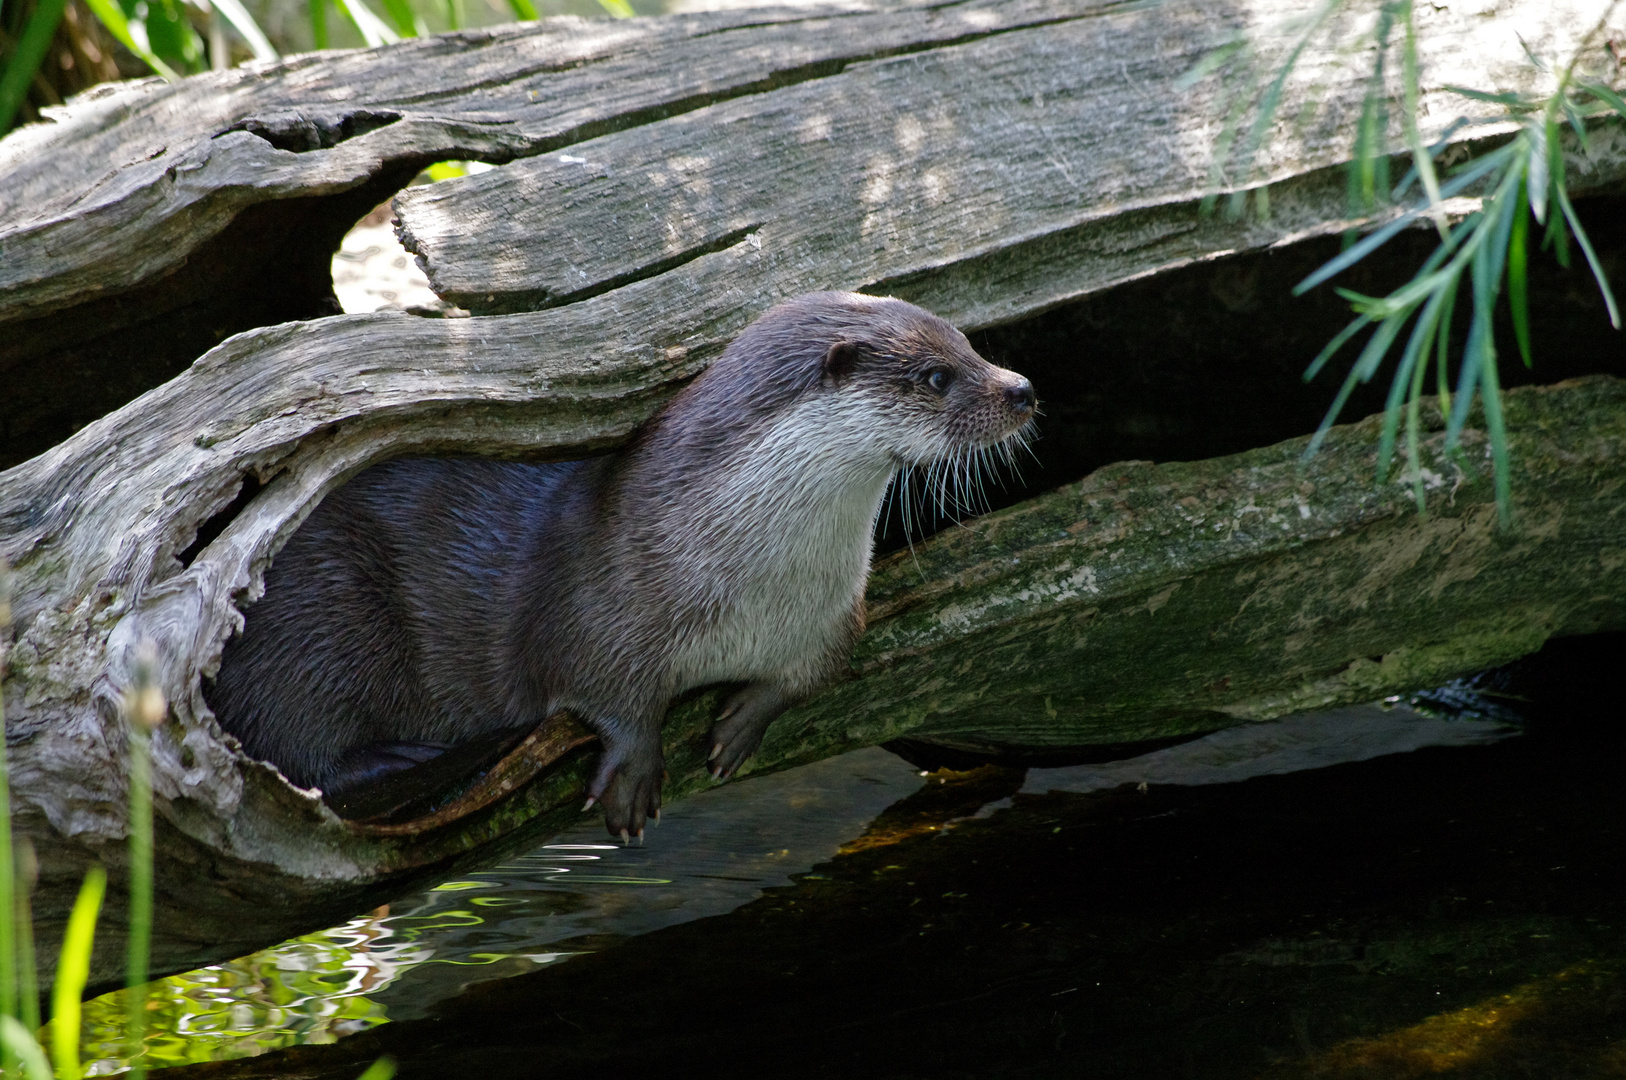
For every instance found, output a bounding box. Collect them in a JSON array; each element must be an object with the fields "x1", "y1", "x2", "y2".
[{"x1": 926, "y1": 368, "x2": 954, "y2": 394}]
